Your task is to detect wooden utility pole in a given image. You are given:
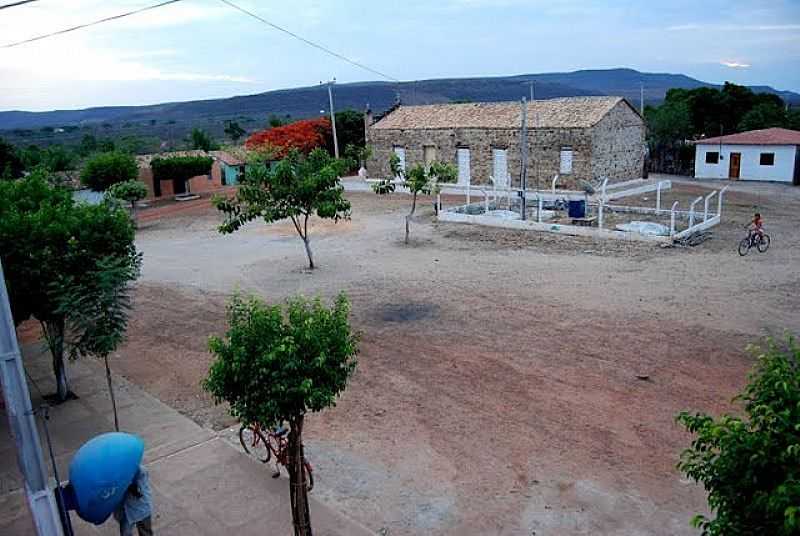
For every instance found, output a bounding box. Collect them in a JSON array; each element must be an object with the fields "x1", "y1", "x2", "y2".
[
  {"x1": 0, "y1": 259, "x2": 64, "y2": 536},
  {"x1": 519, "y1": 98, "x2": 529, "y2": 220}
]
